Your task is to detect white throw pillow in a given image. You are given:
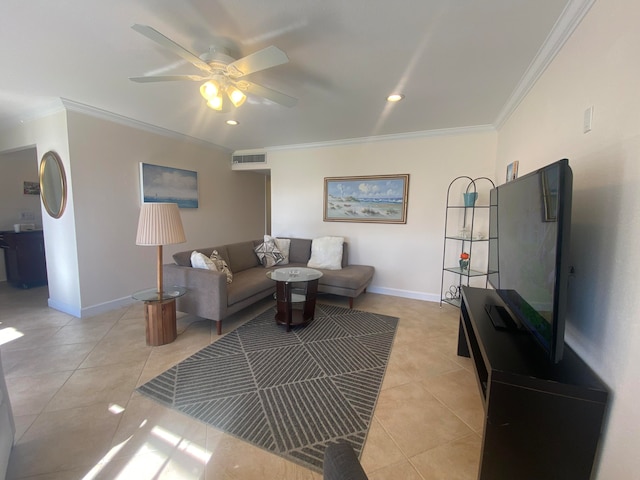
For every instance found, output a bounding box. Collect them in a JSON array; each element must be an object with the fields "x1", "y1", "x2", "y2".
[
  {"x1": 264, "y1": 235, "x2": 291, "y2": 265},
  {"x1": 274, "y1": 237, "x2": 291, "y2": 265},
  {"x1": 307, "y1": 236, "x2": 344, "y2": 270},
  {"x1": 191, "y1": 251, "x2": 218, "y2": 271}
]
